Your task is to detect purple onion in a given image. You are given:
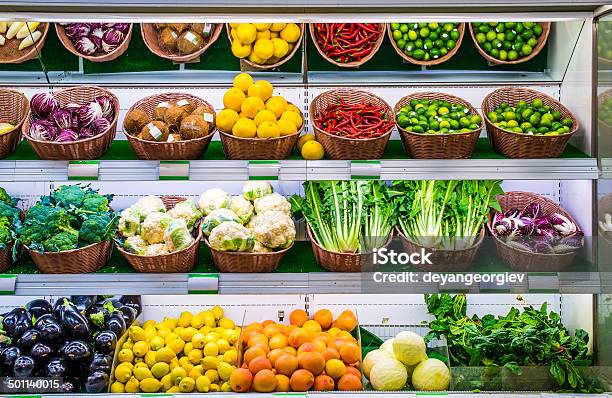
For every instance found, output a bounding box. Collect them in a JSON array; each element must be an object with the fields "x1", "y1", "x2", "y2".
[
  {"x1": 91, "y1": 117, "x2": 110, "y2": 134},
  {"x1": 55, "y1": 128, "x2": 78, "y2": 142},
  {"x1": 30, "y1": 93, "x2": 59, "y2": 118},
  {"x1": 78, "y1": 102, "x2": 103, "y2": 127},
  {"x1": 522, "y1": 202, "x2": 543, "y2": 219},
  {"x1": 64, "y1": 23, "x2": 91, "y2": 39},
  {"x1": 95, "y1": 95, "x2": 114, "y2": 121},
  {"x1": 113, "y1": 23, "x2": 130, "y2": 34},
  {"x1": 50, "y1": 108, "x2": 73, "y2": 130},
  {"x1": 28, "y1": 120, "x2": 58, "y2": 141},
  {"x1": 75, "y1": 36, "x2": 97, "y2": 55},
  {"x1": 102, "y1": 29, "x2": 124, "y2": 53}
]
